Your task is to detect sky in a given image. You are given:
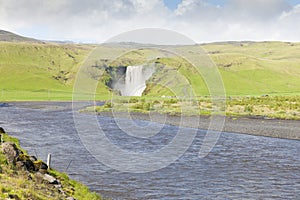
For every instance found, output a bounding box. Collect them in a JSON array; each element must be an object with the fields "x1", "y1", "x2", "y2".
[{"x1": 0, "y1": 0, "x2": 300, "y2": 43}]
